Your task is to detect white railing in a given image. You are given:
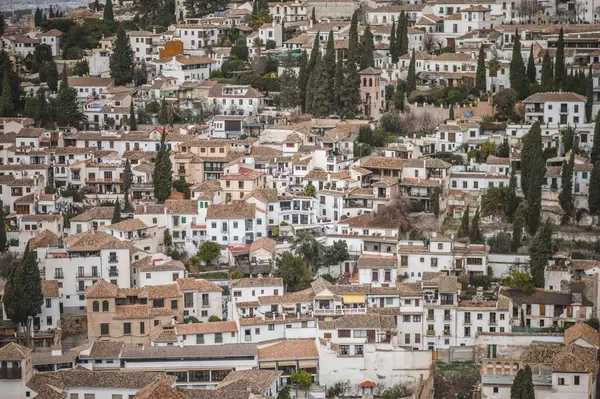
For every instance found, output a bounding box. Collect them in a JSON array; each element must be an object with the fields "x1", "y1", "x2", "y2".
[{"x1": 312, "y1": 308, "x2": 367, "y2": 316}]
